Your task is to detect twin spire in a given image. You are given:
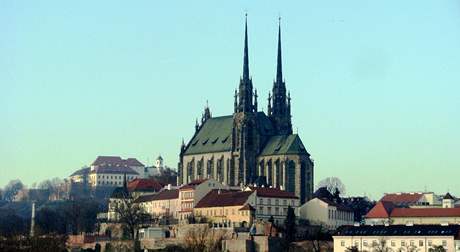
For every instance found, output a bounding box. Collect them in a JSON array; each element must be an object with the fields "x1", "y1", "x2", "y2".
[
  {"x1": 237, "y1": 15, "x2": 286, "y2": 115},
  {"x1": 237, "y1": 15, "x2": 292, "y2": 134}
]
